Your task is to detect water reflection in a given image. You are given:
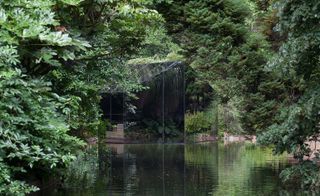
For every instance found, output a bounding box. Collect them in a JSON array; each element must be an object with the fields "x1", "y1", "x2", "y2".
[{"x1": 38, "y1": 142, "x2": 302, "y2": 195}]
